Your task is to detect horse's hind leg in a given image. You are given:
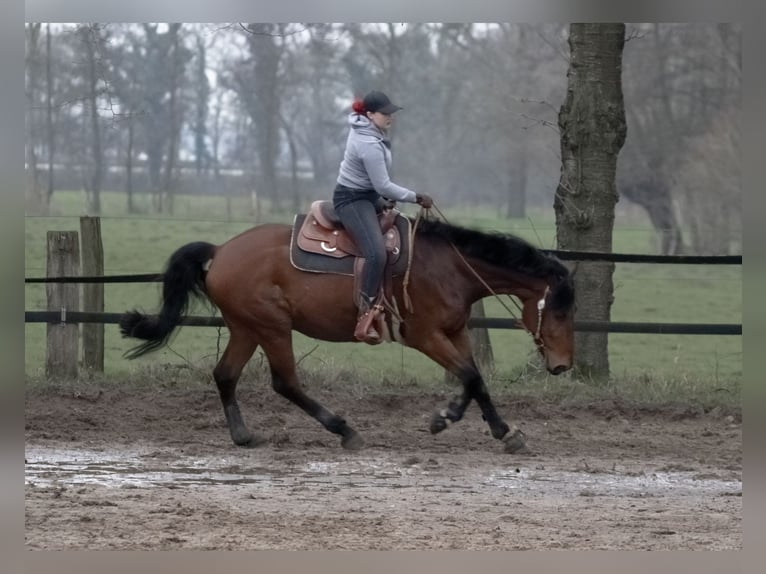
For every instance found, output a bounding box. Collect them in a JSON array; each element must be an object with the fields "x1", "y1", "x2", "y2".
[
  {"x1": 213, "y1": 329, "x2": 264, "y2": 447},
  {"x1": 260, "y1": 334, "x2": 364, "y2": 450}
]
